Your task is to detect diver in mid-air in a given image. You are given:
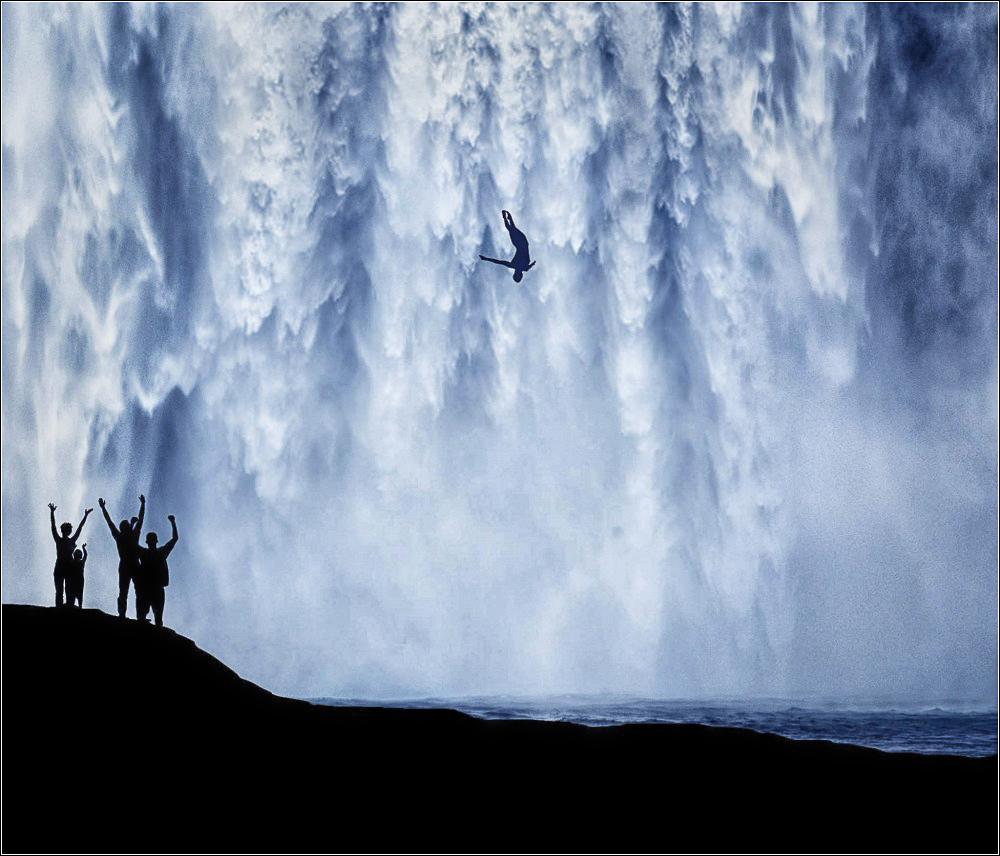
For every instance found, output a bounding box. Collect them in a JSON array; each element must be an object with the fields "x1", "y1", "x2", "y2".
[{"x1": 480, "y1": 210, "x2": 536, "y2": 282}]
